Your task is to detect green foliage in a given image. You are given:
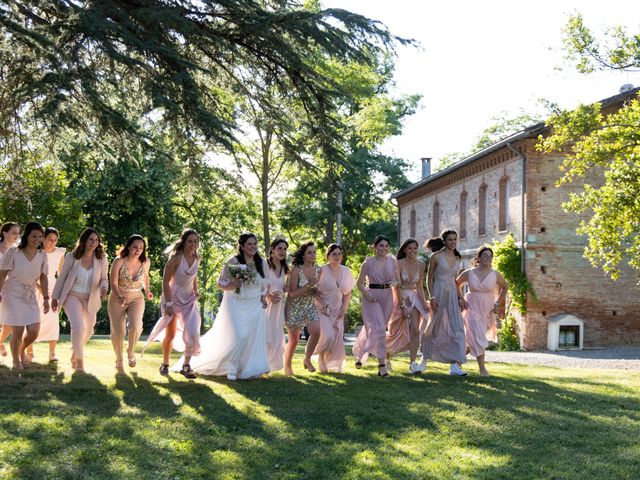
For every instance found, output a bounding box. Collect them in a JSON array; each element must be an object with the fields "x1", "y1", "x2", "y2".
[
  {"x1": 562, "y1": 14, "x2": 640, "y2": 73},
  {"x1": 491, "y1": 233, "x2": 536, "y2": 313},
  {"x1": 497, "y1": 314, "x2": 521, "y2": 351},
  {"x1": 539, "y1": 16, "x2": 640, "y2": 279}
]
